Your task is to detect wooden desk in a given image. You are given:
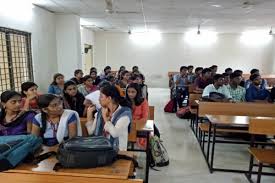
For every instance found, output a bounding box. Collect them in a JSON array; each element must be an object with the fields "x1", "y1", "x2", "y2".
[
  {"x1": 205, "y1": 115, "x2": 275, "y2": 174},
  {"x1": 3, "y1": 146, "x2": 136, "y2": 182}
]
